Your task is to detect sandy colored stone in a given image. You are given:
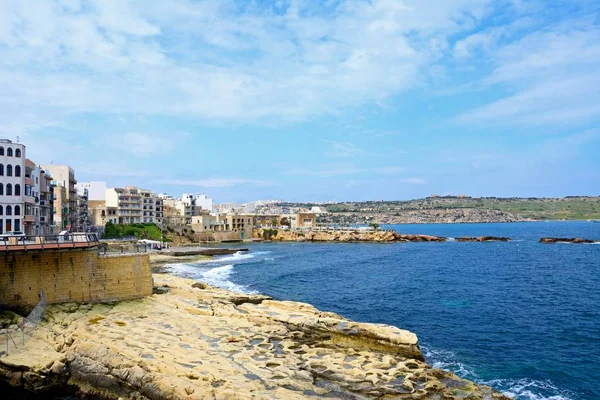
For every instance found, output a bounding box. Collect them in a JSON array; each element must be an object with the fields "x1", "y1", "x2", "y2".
[{"x1": 0, "y1": 274, "x2": 508, "y2": 399}]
